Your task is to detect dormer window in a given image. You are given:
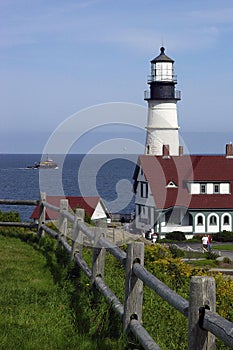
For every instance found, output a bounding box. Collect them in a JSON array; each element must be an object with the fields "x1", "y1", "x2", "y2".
[
  {"x1": 200, "y1": 184, "x2": 207, "y2": 194},
  {"x1": 166, "y1": 181, "x2": 177, "y2": 188},
  {"x1": 189, "y1": 182, "x2": 230, "y2": 195},
  {"x1": 214, "y1": 184, "x2": 220, "y2": 194}
]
